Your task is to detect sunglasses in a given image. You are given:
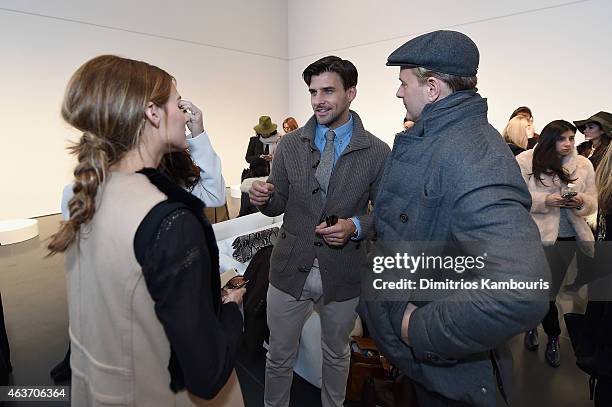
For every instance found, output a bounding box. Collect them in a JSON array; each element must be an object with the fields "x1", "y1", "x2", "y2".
[{"x1": 224, "y1": 275, "x2": 249, "y2": 290}]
